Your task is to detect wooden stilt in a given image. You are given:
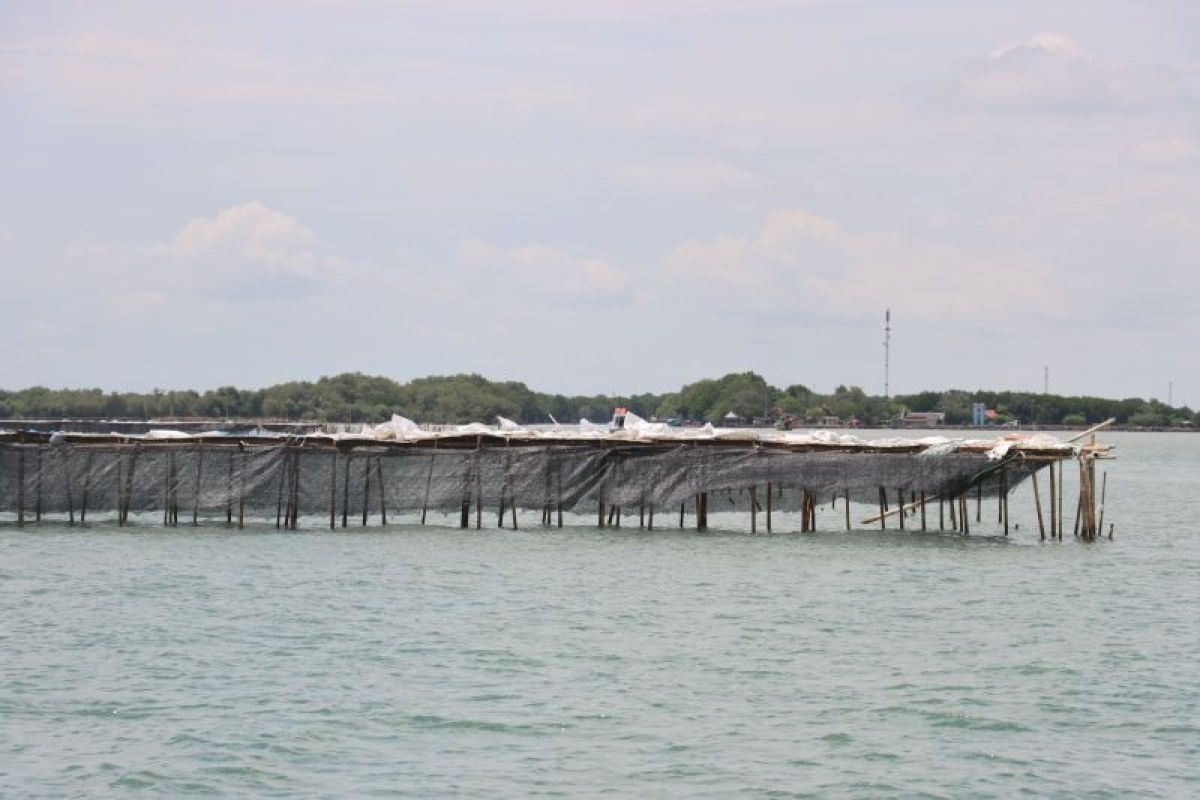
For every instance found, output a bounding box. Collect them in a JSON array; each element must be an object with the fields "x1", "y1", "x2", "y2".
[
  {"x1": 639, "y1": 504, "x2": 645, "y2": 529},
  {"x1": 1098, "y1": 471, "x2": 1108, "y2": 538},
  {"x1": 192, "y1": 449, "x2": 202, "y2": 526},
  {"x1": 976, "y1": 481, "x2": 982, "y2": 523},
  {"x1": 376, "y1": 457, "x2": 387, "y2": 526},
  {"x1": 920, "y1": 491, "x2": 927, "y2": 532},
  {"x1": 328, "y1": 451, "x2": 337, "y2": 530},
  {"x1": 35, "y1": 447, "x2": 42, "y2": 523},
  {"x1": 81, "y1": 450, "x2": 93, "y2": 524},
  {"x1": 1032, "y1": 468, "x2": 1045, "y2": 540},
  {"x1": 1001, "y1": 469, "x2": 1009, "y2": 536},
  {"x1": 766, "y1": 482, "x2": 773, "y2": 532},
  {"x1": 680, "y1": 502, "x2": 685, "y2": 528},
  {"x1": 648, "y1": 504, "x2": 655, "y2": 530},
  {"x1": 878, "y1": 487, "x2": 887, "y2": 530},
  {"x1": 948, "y1": 493, "x2": 957, "y2": 531},
  {"x1": 362, "y1": 455, "x2": 370, "y2": 526},
  {"x1": 1051, "y1": 462, "x2": 1060, "y2": 537},
  {"x1": 1057, "y1": 461, "x2": 1064, "y2": 540},
  {"x1": 750, "y1": 486, "x2": 758, "y2": 533},
  {"x1": 64, "y1": 450, "x2": 75, "y2": 526},
  {"x1": 698, "y1": 492, "x2": 708, "y2": 531},
  {"x1": 939, "y1": 495, "x2": 944, "y2": 531},
  {"x1": 421, "y1": 441, "x2": 438, "y2": 525},
  {"x1": 237, "y1": 450, "x2": 245, "y2": 530},
  {"x1": 474, "y1": 444, "x2": 482, "y2": 530},
  {"x1": 342, "y1": 452, "x2": 352, "y2": 528},
  {"x1": 897, "y1": 488, "x2": 905, "y2": 530},
  {"x1": 275, "y1": 457, "x2": 287, "y2": 529},
  {"x1": 16, "y1": 447, "x2": 24, "y2": 527},
  {"x1": 844, "y1": 489, "x2": 851, "y2": 531}
]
